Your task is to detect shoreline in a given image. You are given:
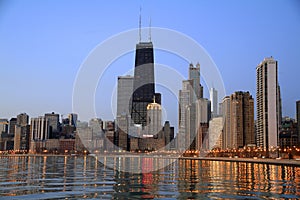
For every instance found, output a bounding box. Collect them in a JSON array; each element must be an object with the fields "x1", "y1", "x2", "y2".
[
  {"x1": 179, "y1": 156, "x2": 300, "y2": 166},
  {"x1": 1, "y1": 154, "x2": 300, "y2": 166}
]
